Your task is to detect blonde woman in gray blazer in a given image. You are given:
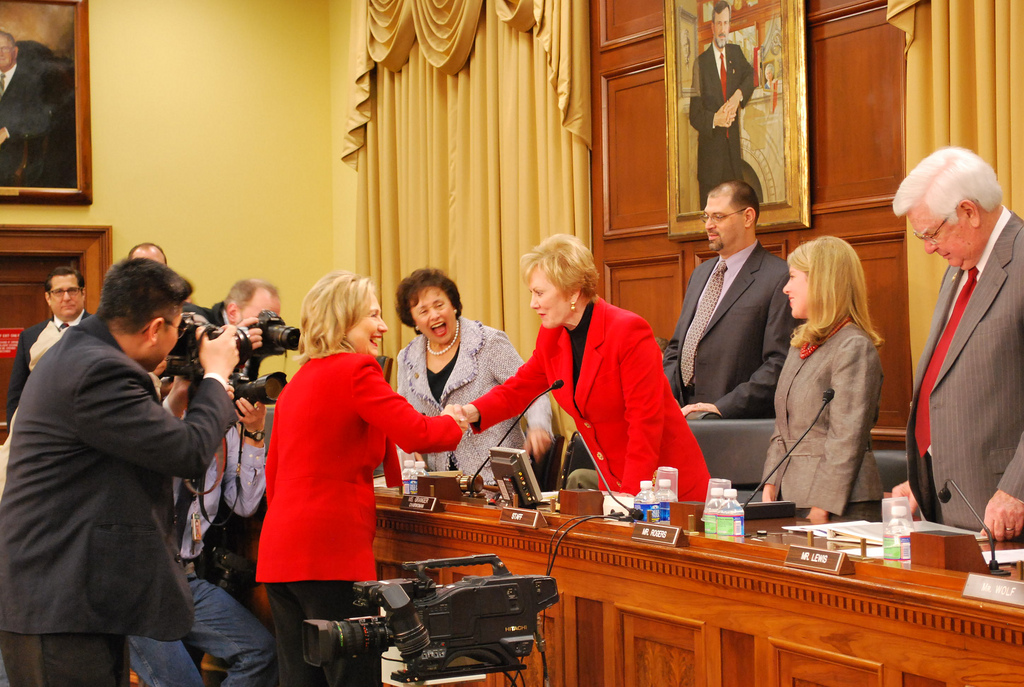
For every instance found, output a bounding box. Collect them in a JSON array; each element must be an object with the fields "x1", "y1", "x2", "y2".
[
  {"x1": 761, "y1": 237, "x2": 884, "y2": 522},
  {"x1": 396, "y1": 269, "x2": 552, "y2": 483}
]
